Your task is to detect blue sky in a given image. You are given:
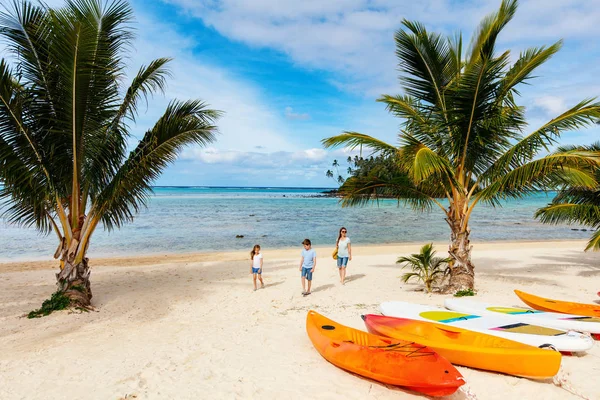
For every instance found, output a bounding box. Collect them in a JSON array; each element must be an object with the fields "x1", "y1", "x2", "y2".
[{"x1": 6, "y1": 0, "x2": 600, "y2": 187}]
